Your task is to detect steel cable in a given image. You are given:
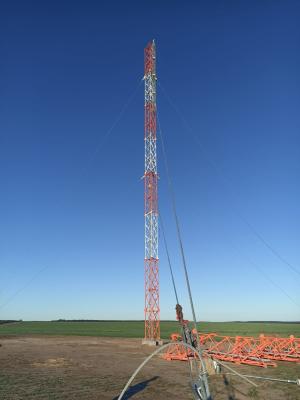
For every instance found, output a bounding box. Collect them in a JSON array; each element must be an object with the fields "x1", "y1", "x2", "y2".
[
  {"x1": 117, "y1": 342, "x2": 257, "y2": 400},
  {"x1": 159, "y1": 213, "x2": 179, "y2": 305},
  {"x1": 156, "y1": 110, "x2": 211, "y2": 398},
  {"x1": 158, "y1": 81, "x2": 300, "y2": 279},
  {"x1": 0, "y1": 79, "x2": 143, "y2": 312}
]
